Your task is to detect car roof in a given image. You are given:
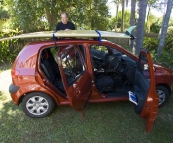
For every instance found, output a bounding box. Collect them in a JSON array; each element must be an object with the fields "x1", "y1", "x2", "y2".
[{"x1": 25, "y1": 38, "x2": 114, "y2": 46}]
